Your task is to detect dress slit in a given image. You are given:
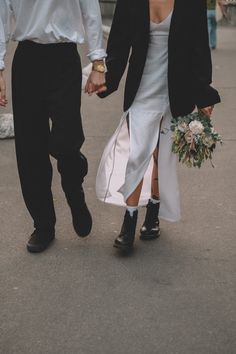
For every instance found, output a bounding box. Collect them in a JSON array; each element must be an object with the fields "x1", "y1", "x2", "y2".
[{"x1": 118, "y1": 108, "x2": 163, "y2": 202}]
